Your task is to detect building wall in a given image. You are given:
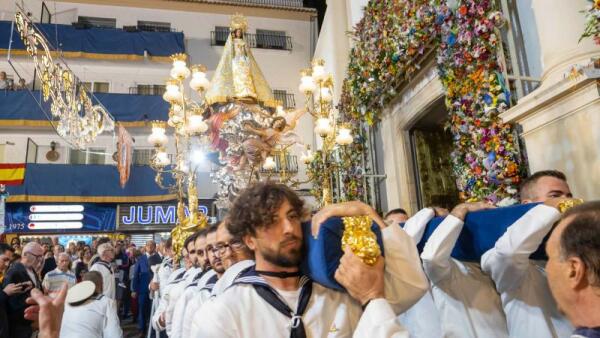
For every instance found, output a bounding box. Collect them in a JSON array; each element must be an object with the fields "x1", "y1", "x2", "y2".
[{"x1": 0, "y1": 0, "x2": 315, "y2": 186}]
